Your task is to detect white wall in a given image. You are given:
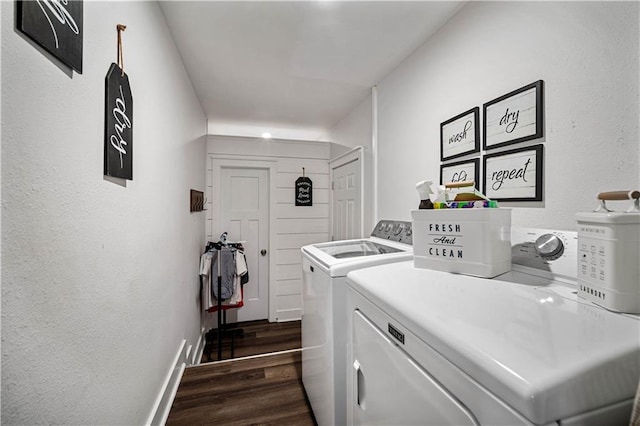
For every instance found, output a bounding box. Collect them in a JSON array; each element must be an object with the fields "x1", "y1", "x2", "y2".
[
  {"x1": 1, "y1": 2, "x2": 206, "y2": 424},
  {"x1": 329, "y1": 142, "x2": 351, "y2": 160},
  {"x1": 330, "y1": 93, "x2": 376, "y2": 234},
  {"x1": 207, "y1": 136, "x2": 330, "y2": 321},
  {"x1": 331, "y1": 93, "x2": 373, "y2": 151},
  {"x1": 208, "y1": 121, "x2": 332, "y2": 143},
  {"x1": 355, "y1": 1, "x2": 639, "y2": 230}
]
